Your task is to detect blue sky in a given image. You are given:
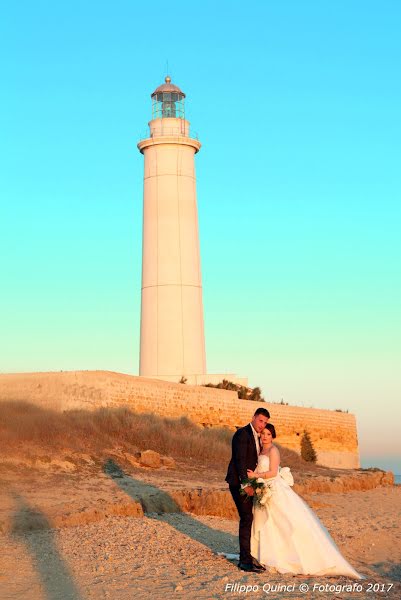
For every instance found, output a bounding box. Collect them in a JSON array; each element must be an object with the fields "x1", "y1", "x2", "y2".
[{"x1": 1, "y1": 1, "x2": 400, "y2": 465}]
